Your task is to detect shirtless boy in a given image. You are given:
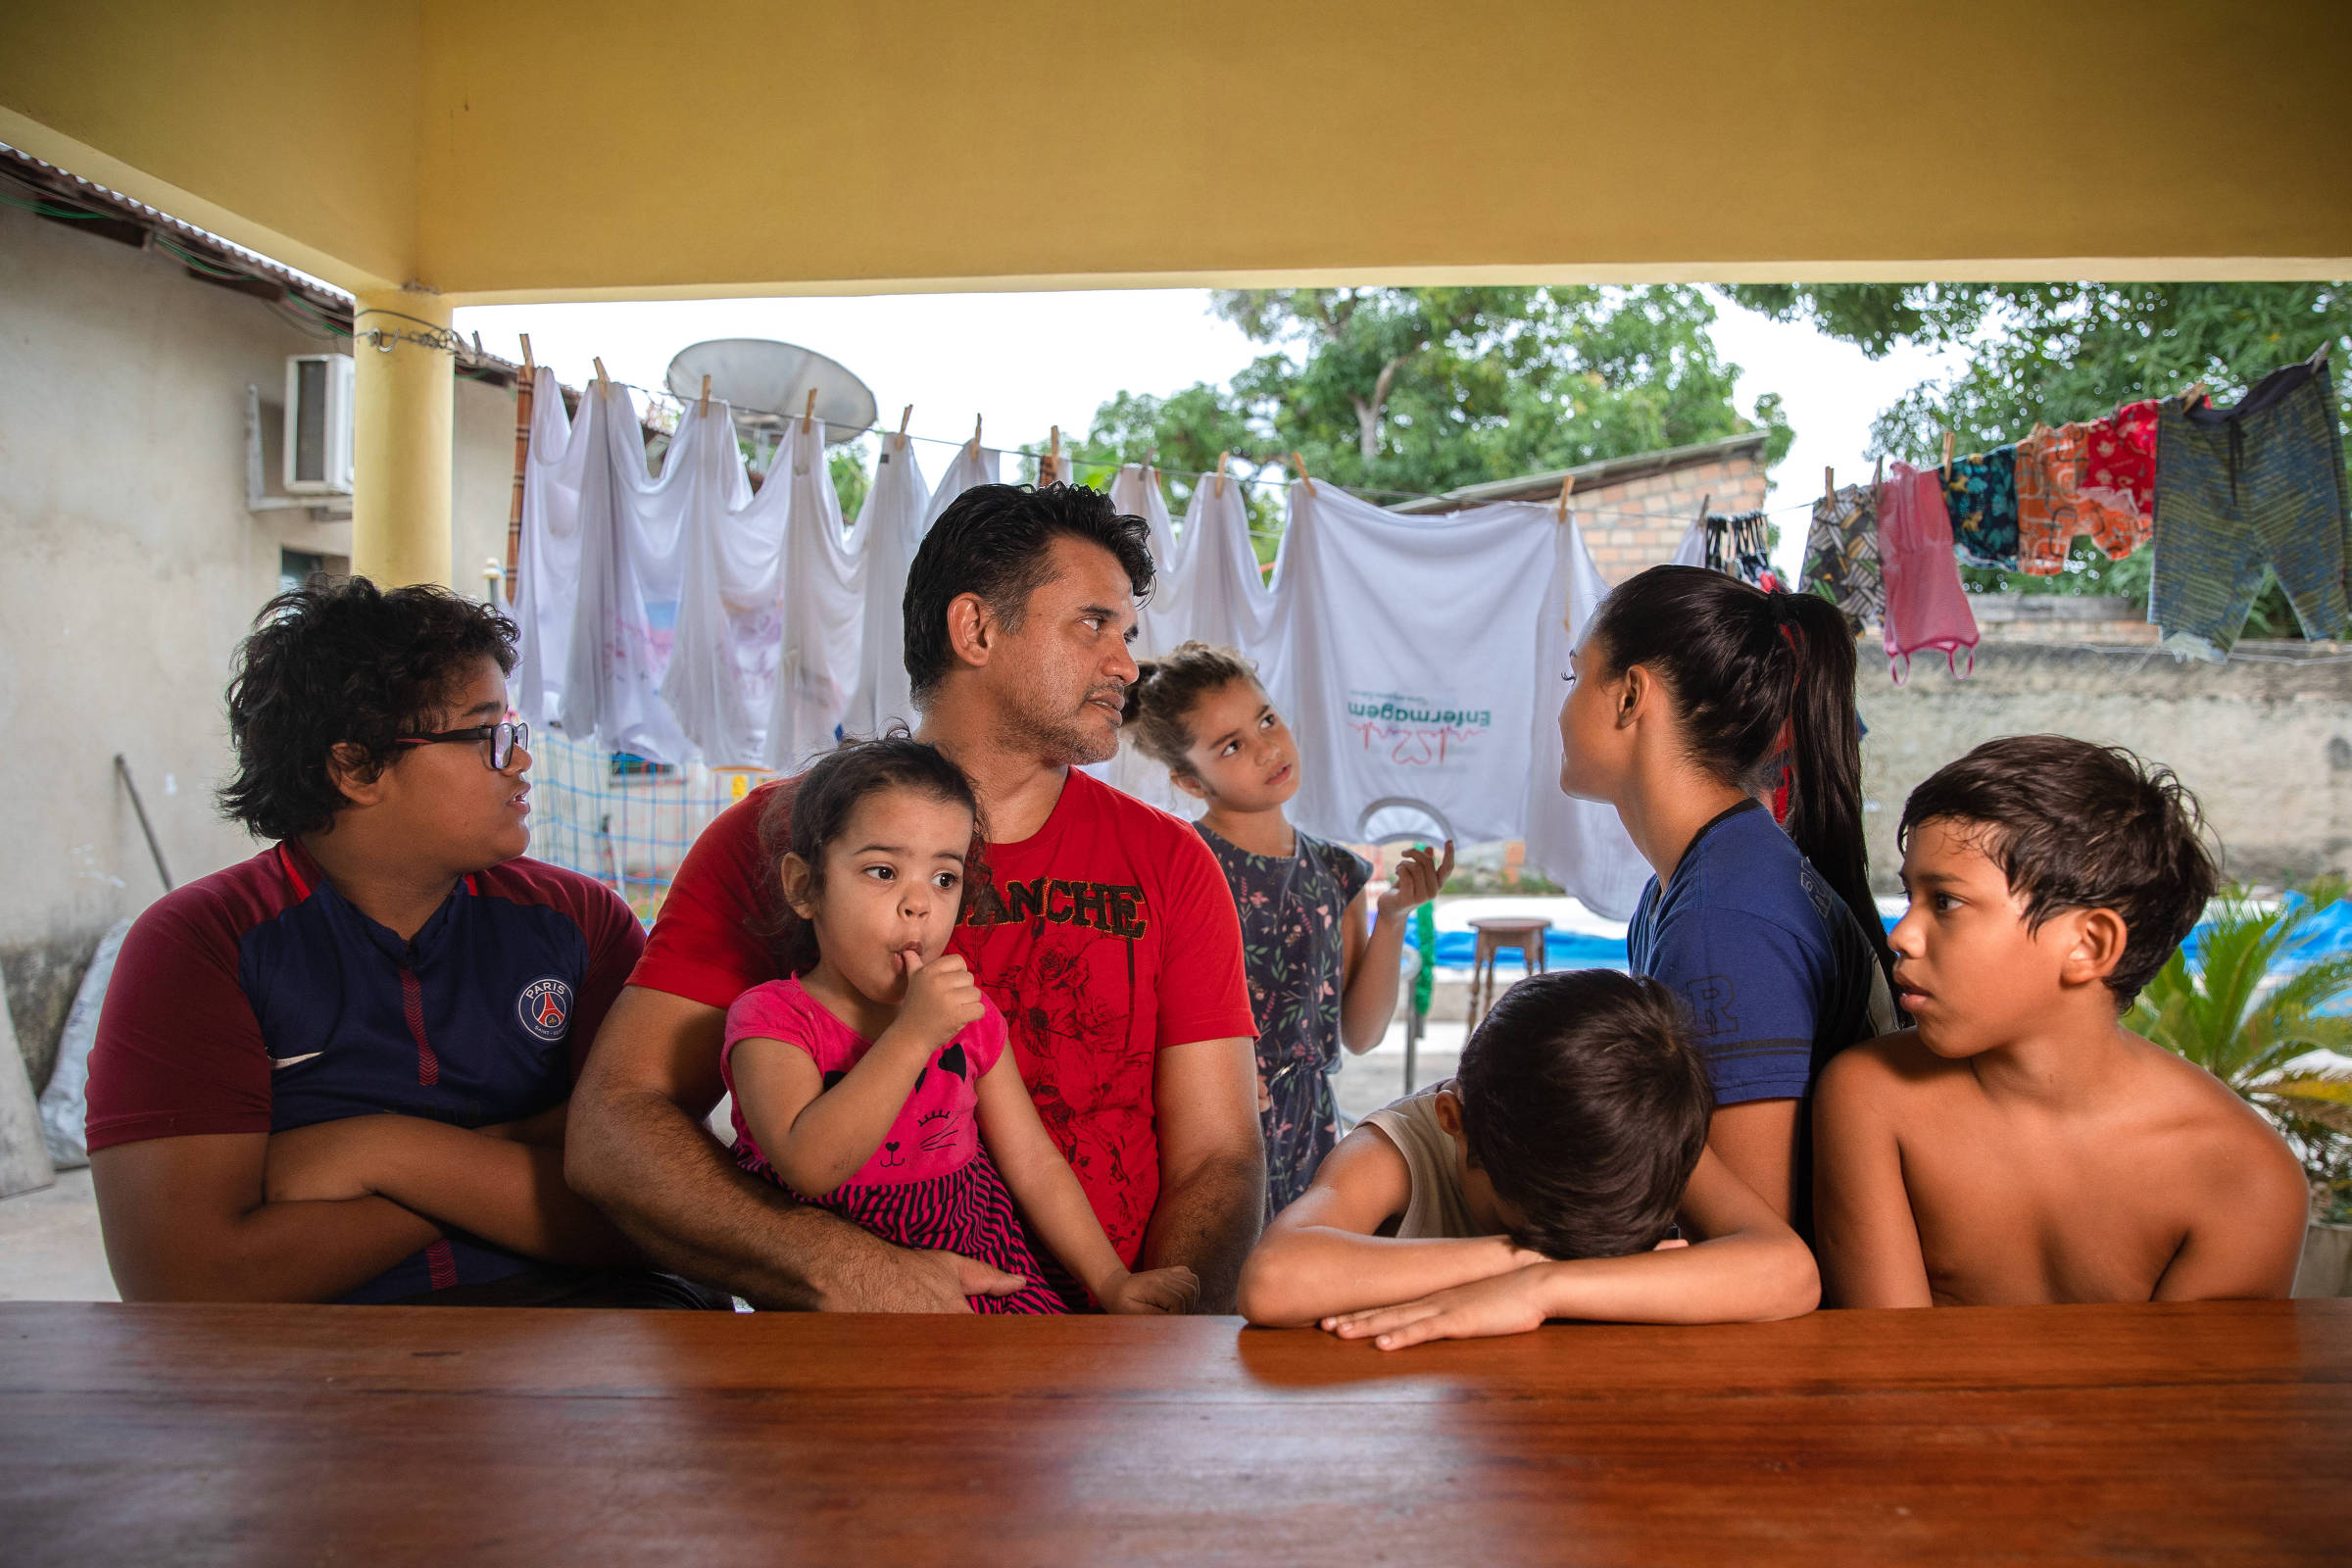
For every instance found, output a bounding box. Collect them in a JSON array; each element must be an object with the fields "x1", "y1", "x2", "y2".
[{"x1": 1815, "y1": 735, "x2": 2310, "y2": 1307}]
